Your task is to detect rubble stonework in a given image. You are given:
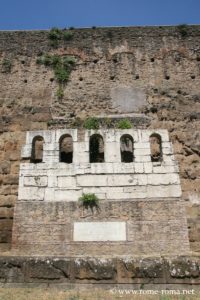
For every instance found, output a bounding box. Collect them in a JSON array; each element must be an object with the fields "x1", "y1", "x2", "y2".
[{"x1": 11, "y1": 128, "x2": 190, "y2": 255}]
